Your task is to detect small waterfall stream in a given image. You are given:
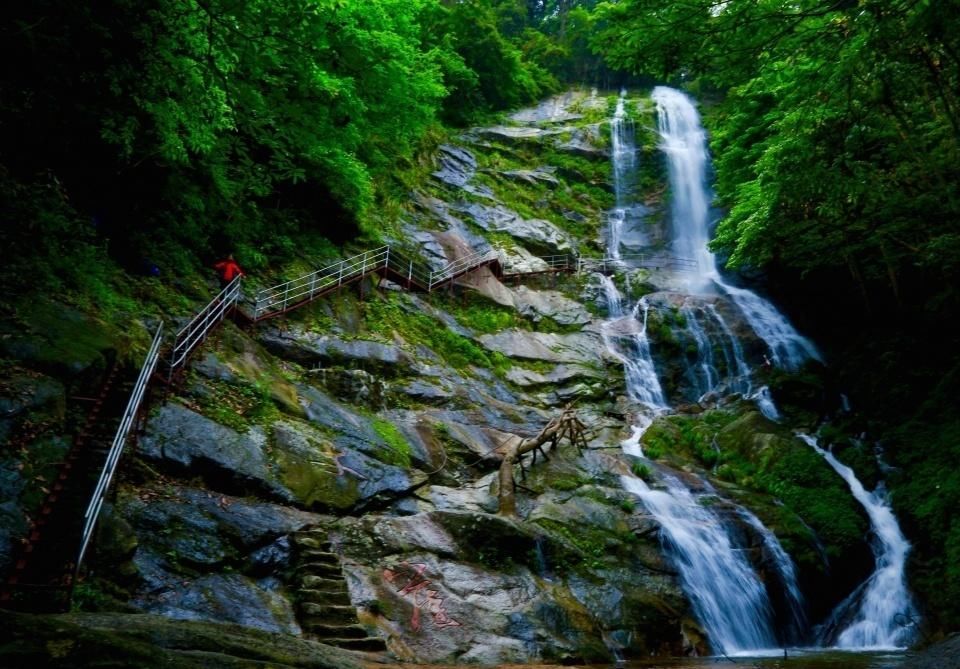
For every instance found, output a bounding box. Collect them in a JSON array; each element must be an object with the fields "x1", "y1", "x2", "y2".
[
  {"x1": 609, "y1": 90, "x2": 637, "y2": 260},
  {"x1": 621, "y1": 475, "x2": 779, "y2": 655},
  {"x1": 597, "y1": 274, "x2": 667, "y2": 409},
  {"x1": 800, "y1": 434, "x2": 918, "y2": 649}
]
